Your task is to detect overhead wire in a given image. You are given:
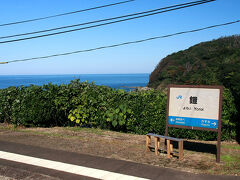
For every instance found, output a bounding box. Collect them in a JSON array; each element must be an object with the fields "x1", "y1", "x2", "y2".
[
  {"x1": 0, "y1": 0, "x2": 216, "y2": 44},
  {"x1": 0, "y1": 0, "x2": 215, "y2": 40},
  {"x1": 1, "y1": 19, "x2": 239, "y2": 64},
  {"x1": 0, "y1": 0, "x2": 136, "y2": 27}
]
